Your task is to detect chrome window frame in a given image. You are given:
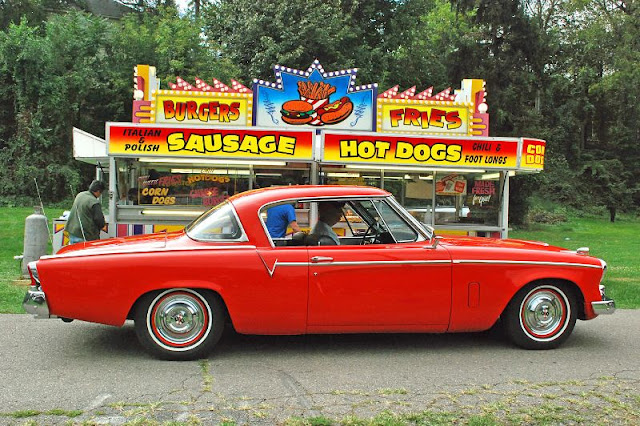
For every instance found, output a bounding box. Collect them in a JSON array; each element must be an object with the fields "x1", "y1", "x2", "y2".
[
  {"x1": 386, "y1": 195, "x2": 431, "y2": 241},
  {"x1": 370, "y1": 199, "x2": 422, "y2": 243},
  {"x1": 258, "y1": 195, "x2": 429, "y2": 248},
  {"x1": 186, "y1": 201, "x2": 249, "y2": 243}
]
